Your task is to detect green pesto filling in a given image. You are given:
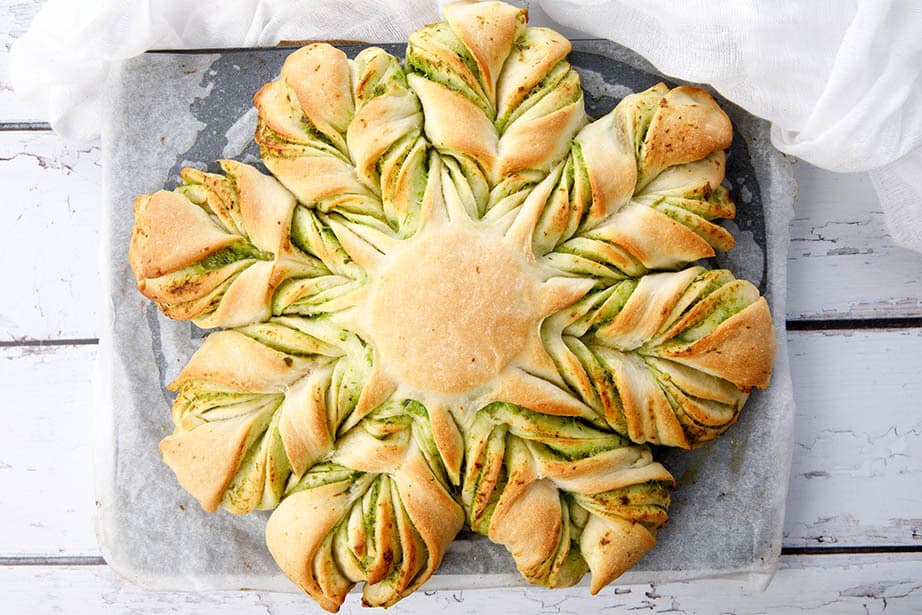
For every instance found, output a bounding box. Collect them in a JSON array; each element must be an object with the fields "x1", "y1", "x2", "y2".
[
  {"x1": 257, "y1": 119, "x2": 345, "y2": 162},
  {"x1": 470, "y1": 463, "x2": 506, "y2": 535},
  {"x1": 405, "y1": 37, "x2": 492, "y2": 118},
  {"x1": 200, "y1": 243, "x2": 271, "y2": 270},
  {"x1": 496, "y1": 61, "x2": 574, "y2": 134},
  {"x1": 675, "y1": 300, "x2": 748, "y2": 343},
  {"x1": 670, "y1": 280, "x2": 754, "y2": 344},
  {"x1": 286, "y1": 462, "x2": 365, "y2": 496},
  {"x1": 483, "y1": 403, "x2": 627, "y2": 460}
]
